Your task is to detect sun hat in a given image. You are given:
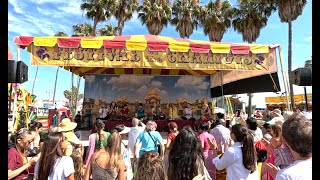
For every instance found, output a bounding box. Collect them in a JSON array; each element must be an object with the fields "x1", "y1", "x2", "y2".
[
  {"x1": 57, "y1": 118, "x2": 77, "y2": 132},
  {"x1": 271, "y1": 109, "x2": 282, "y2": 117},
  {"x1": 64, "y1": 131, "x2": 81, "y2": 145}
]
